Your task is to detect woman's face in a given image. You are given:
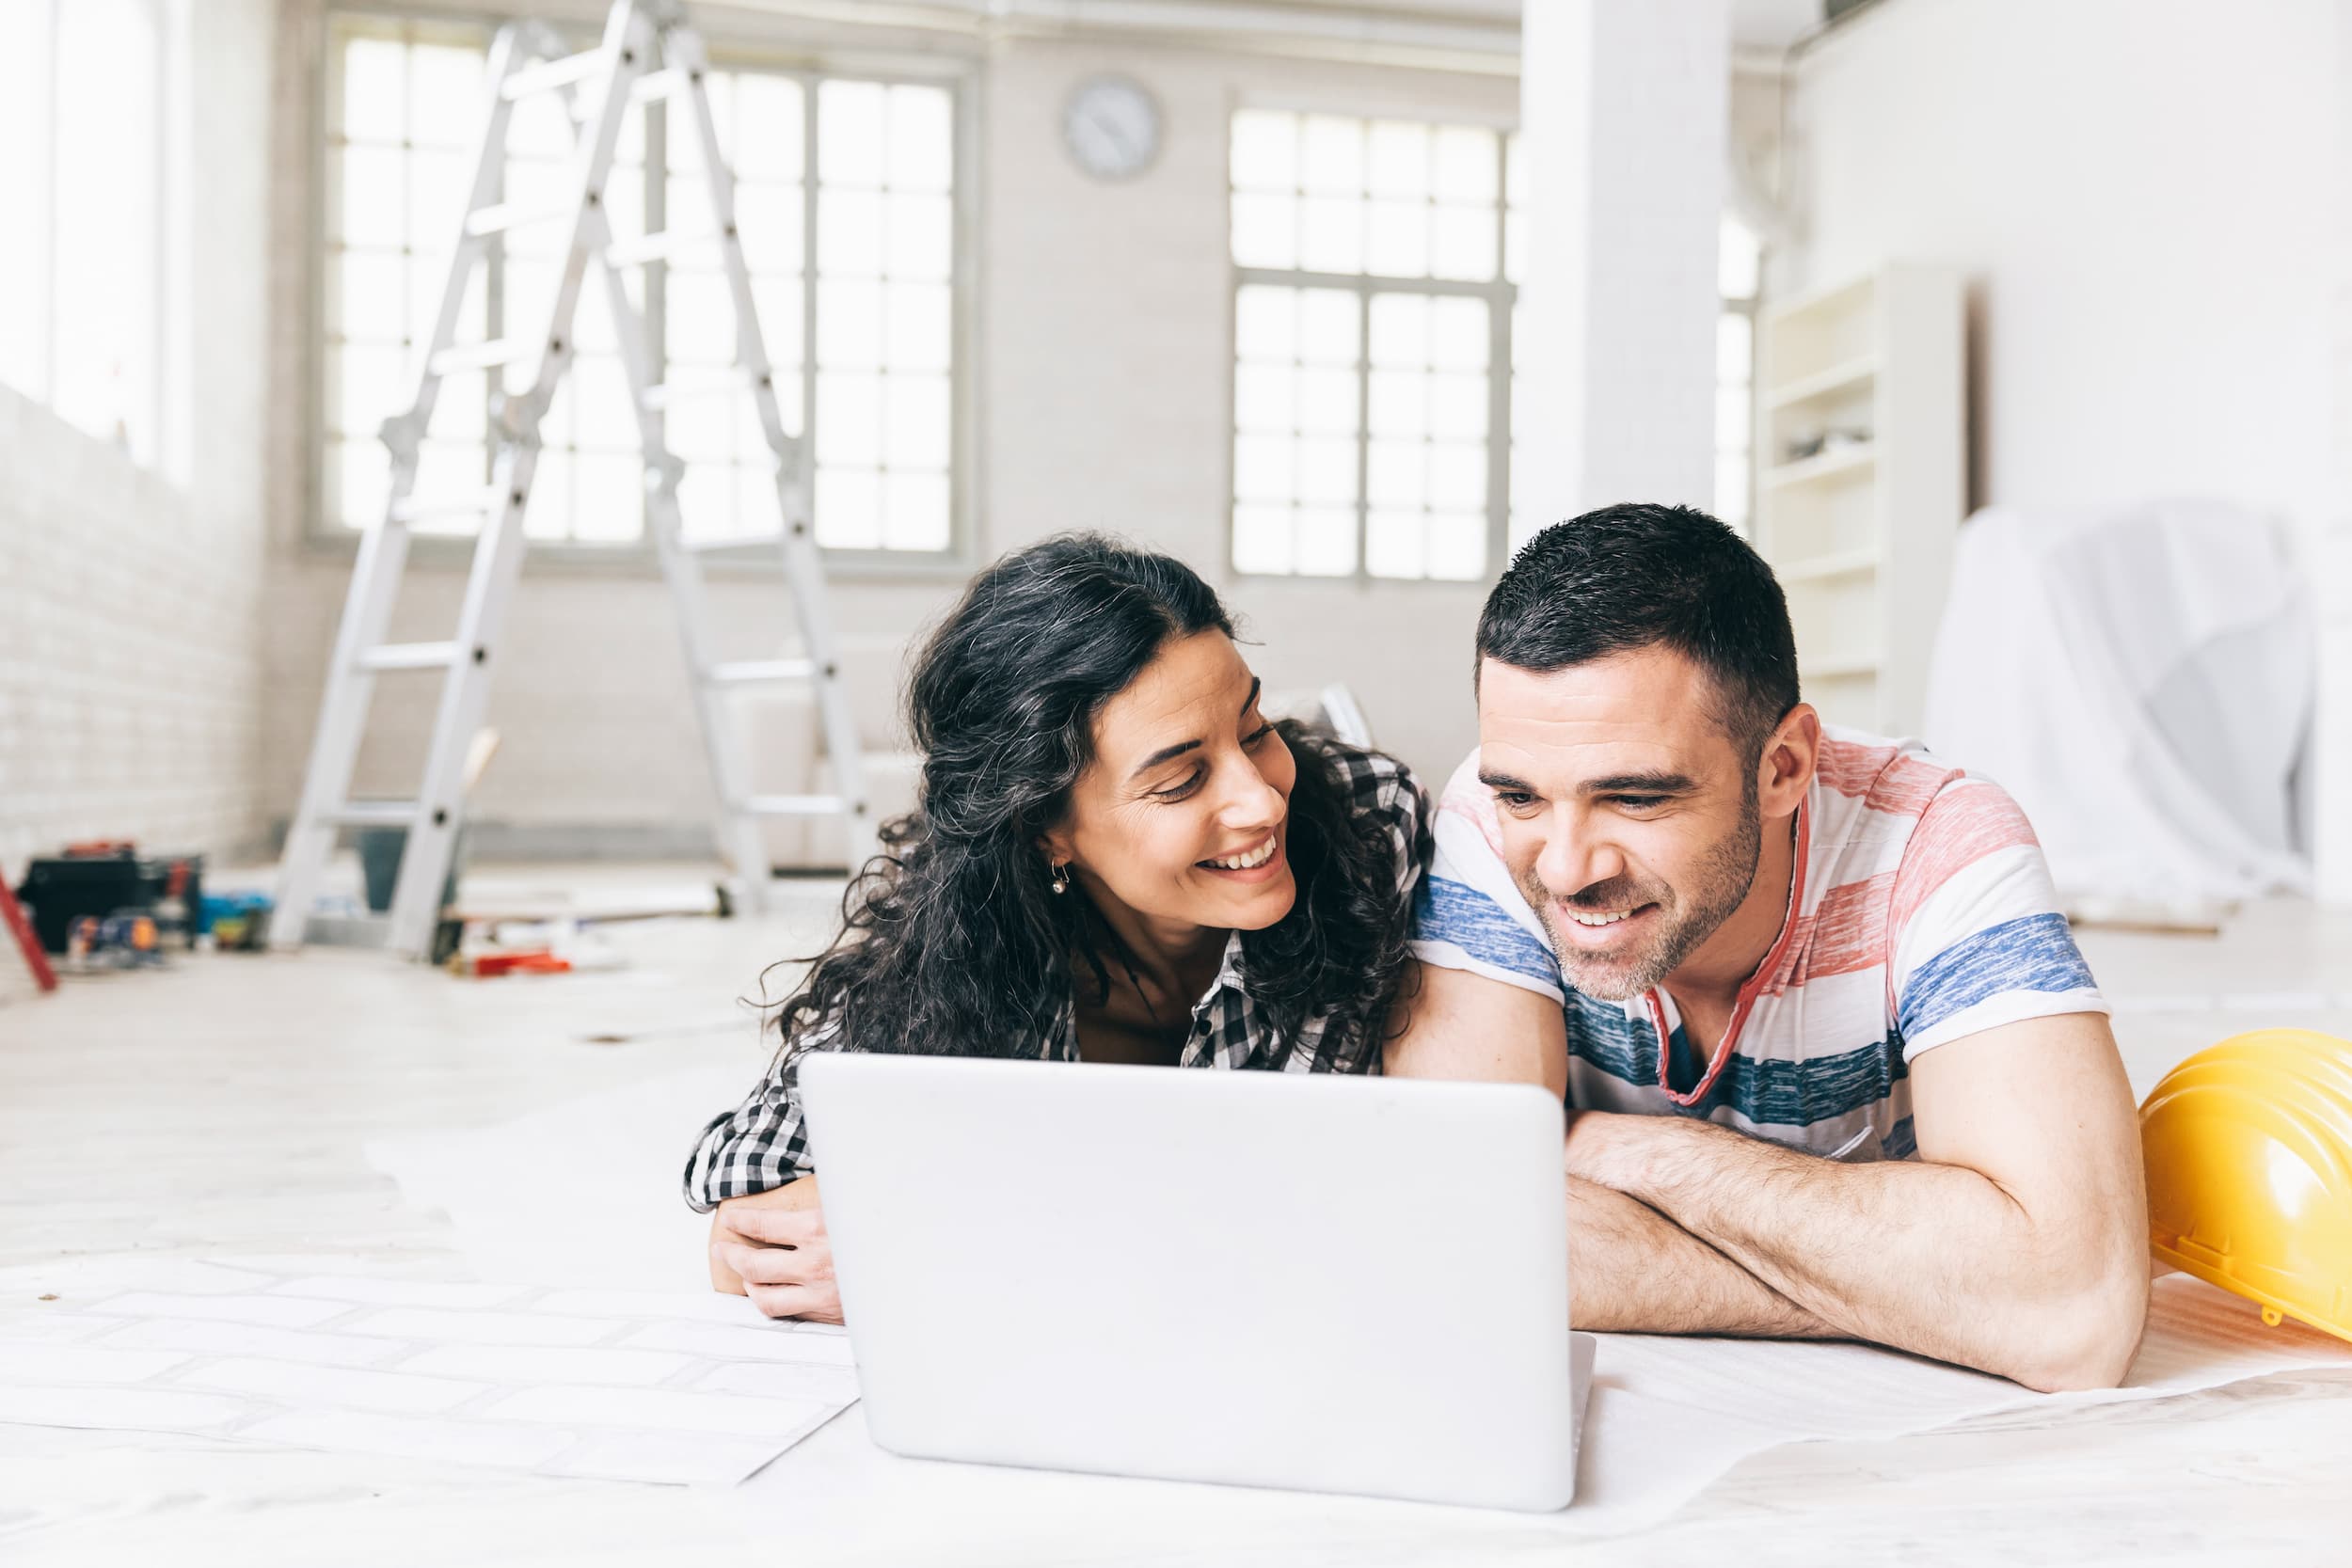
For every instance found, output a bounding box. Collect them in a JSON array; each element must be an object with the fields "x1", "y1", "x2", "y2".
[{"x1": 1043, "y1": 630, "x2": 1298, "y2": 935}]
